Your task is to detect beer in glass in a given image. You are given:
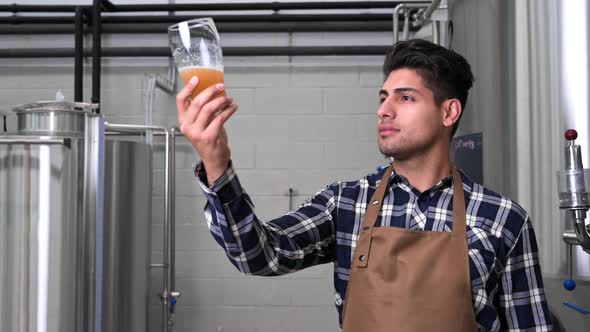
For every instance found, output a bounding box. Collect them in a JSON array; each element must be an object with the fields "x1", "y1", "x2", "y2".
[{"x1": 168, "y1": 18, "x2": 225, "y2": 98}]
